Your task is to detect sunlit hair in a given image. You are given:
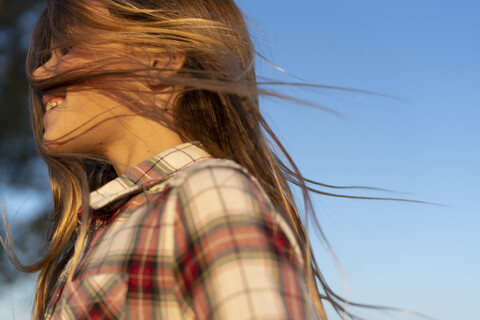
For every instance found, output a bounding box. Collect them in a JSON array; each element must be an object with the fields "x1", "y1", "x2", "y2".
[{"x1": 2, "y1": 0, "x2": 416, "y2": 319}]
